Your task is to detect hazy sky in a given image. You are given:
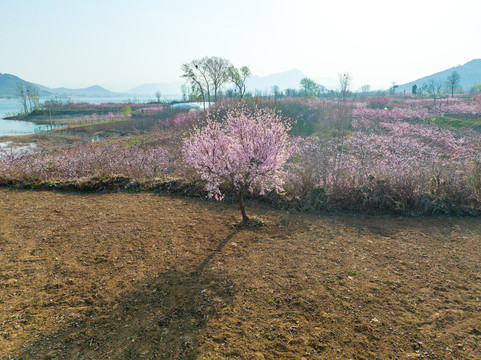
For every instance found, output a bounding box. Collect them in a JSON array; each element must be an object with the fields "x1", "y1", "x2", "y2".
[{"x1": 1, "y1": 0, "x2": 480, "y2": 91}]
